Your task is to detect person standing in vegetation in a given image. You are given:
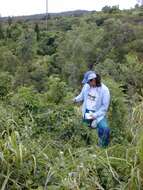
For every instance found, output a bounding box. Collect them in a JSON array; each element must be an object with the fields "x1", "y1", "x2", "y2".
[{"x1": 74, "y1": 73, "x2": 110, "y2": 147}]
